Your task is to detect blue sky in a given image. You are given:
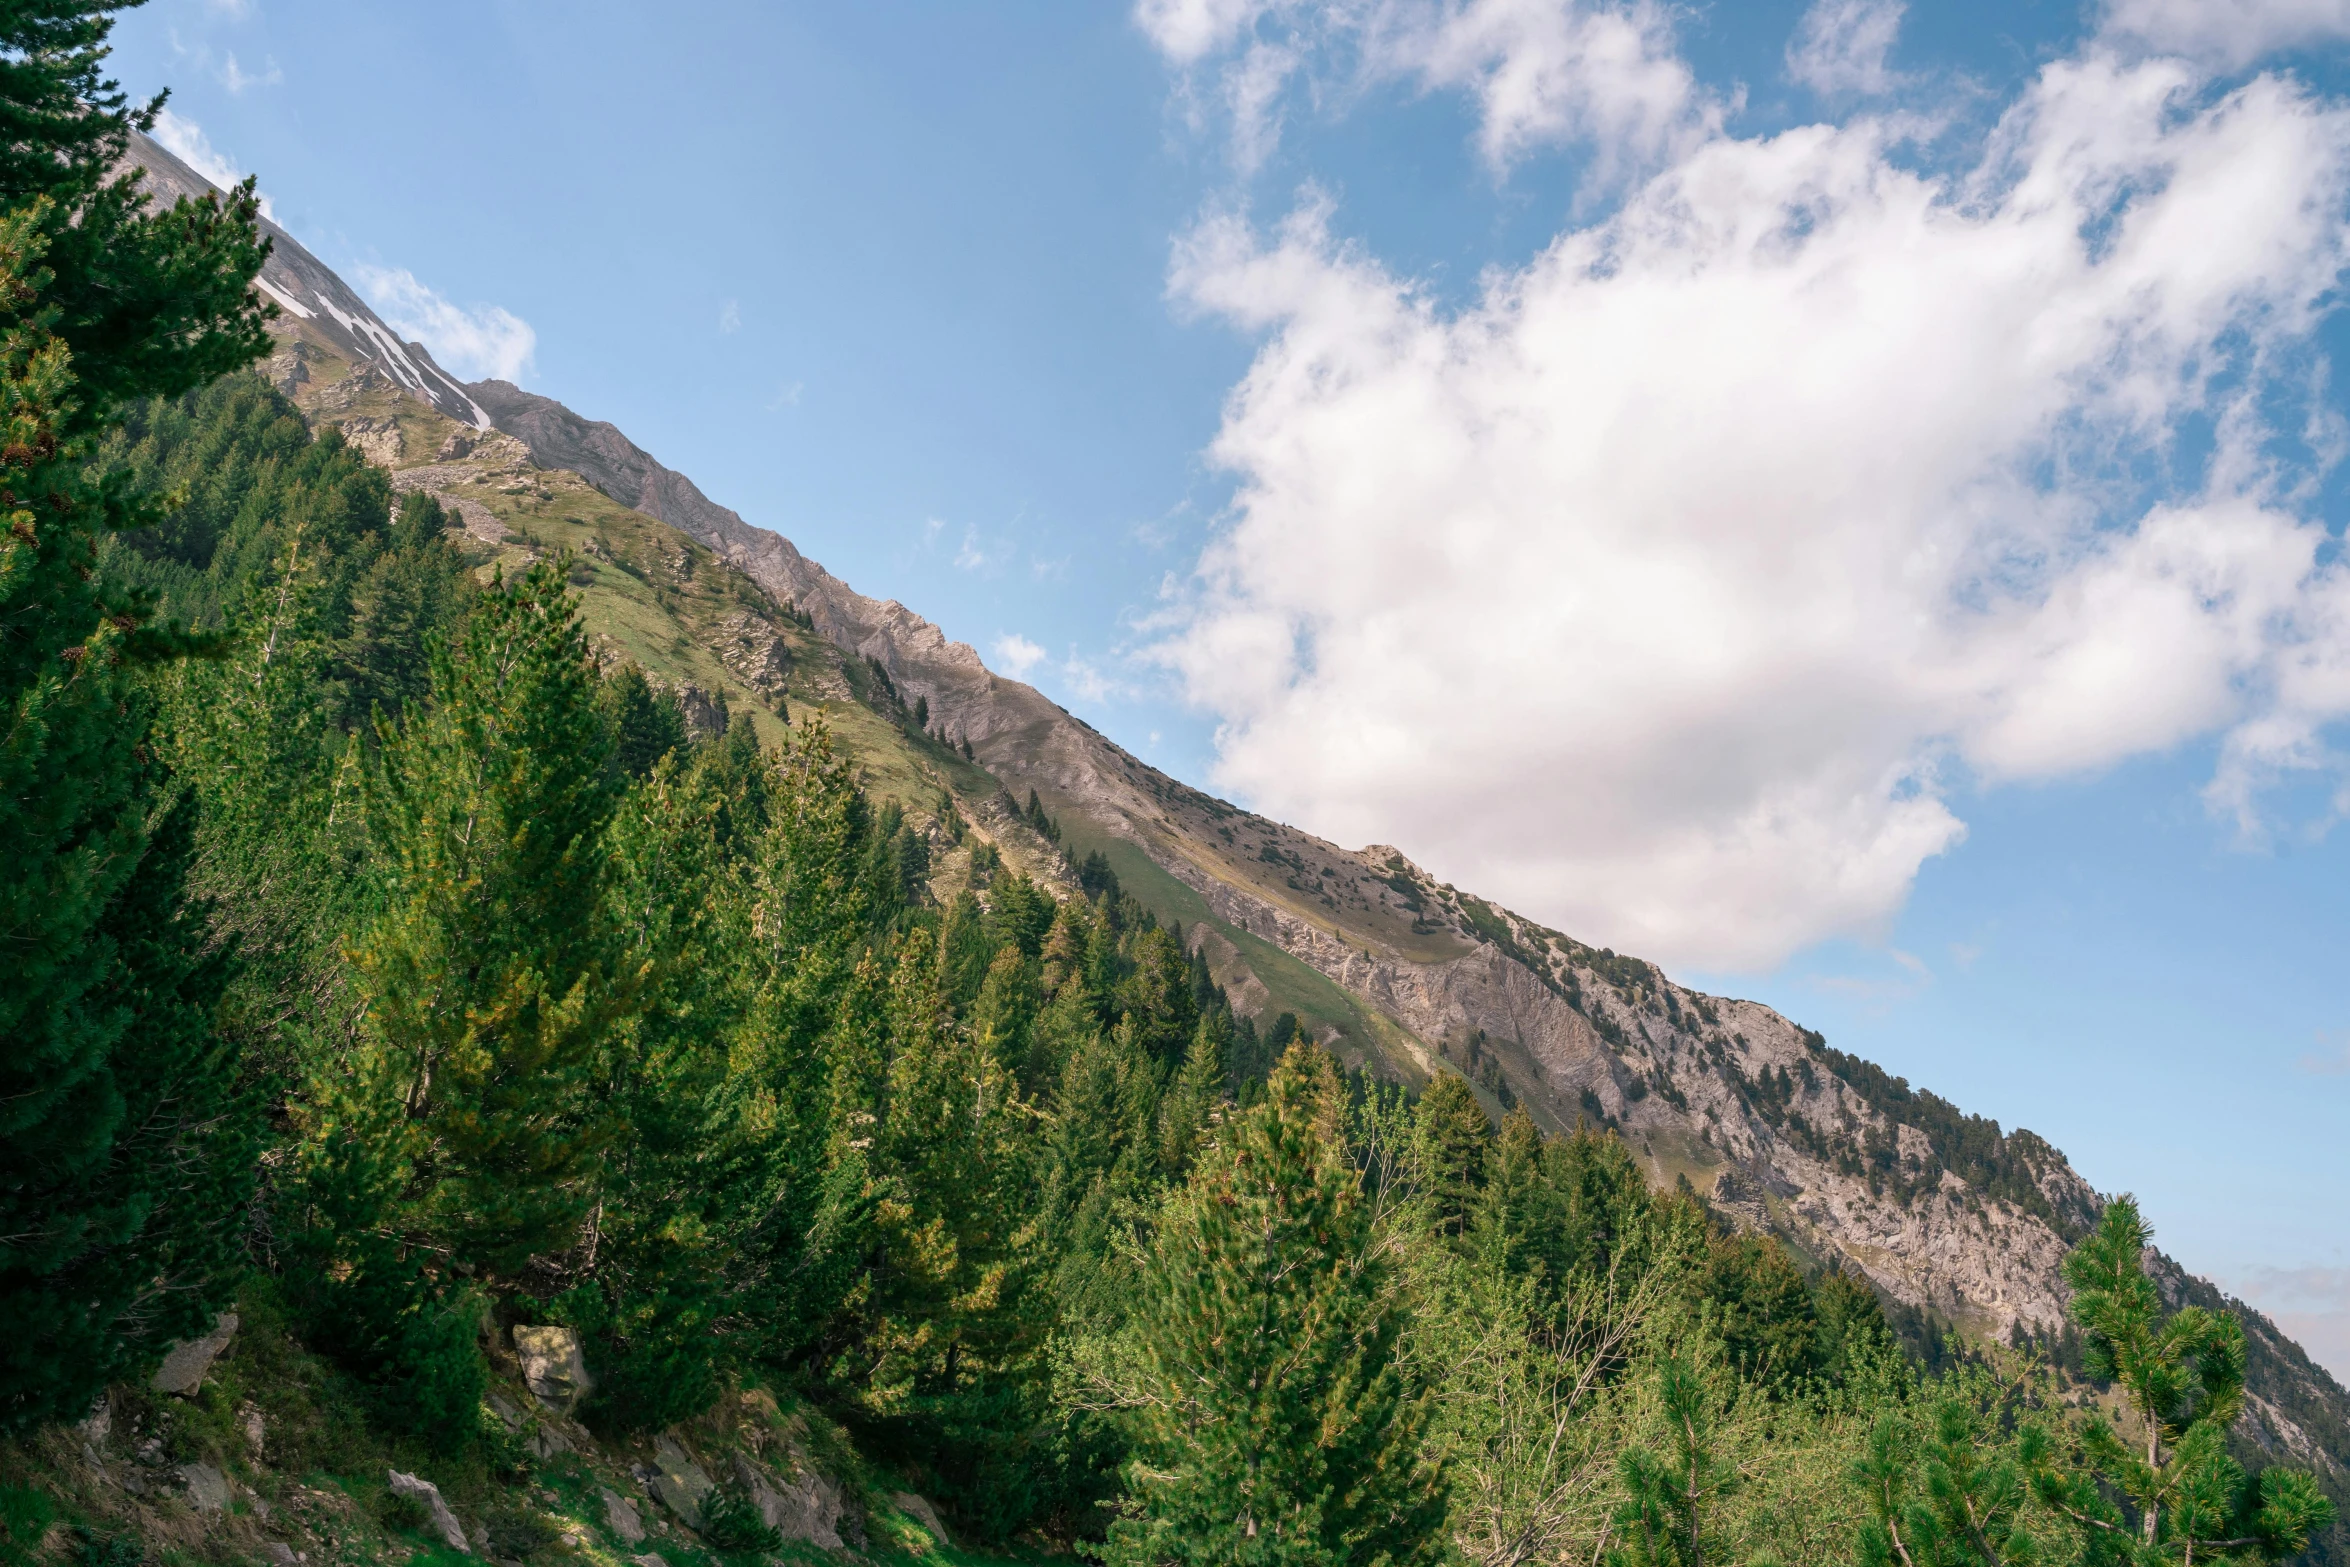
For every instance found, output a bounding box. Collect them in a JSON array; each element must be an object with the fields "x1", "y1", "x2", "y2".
[{"x1": 115, "y1": 0, "x2": 2350, "y2": 1376}]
